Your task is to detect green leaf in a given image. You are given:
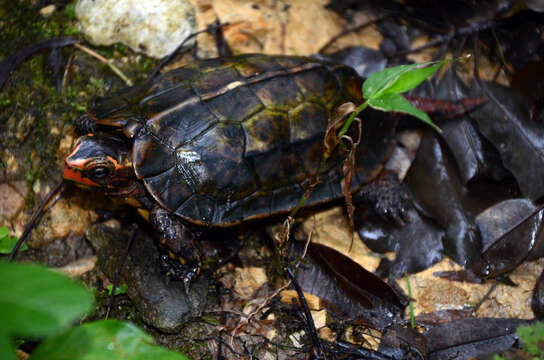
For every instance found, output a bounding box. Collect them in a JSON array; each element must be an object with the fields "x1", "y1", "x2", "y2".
[
  {"x1": 362, "y1": 59, "x2": 450, "y2": 100},
  {"x1": 106, "y1": 283, "x2": 127, "y2": 296},
  {"x1": 0, "y1": 230, "x2": 27, "y2": 254},
  {"x1": 31, "y1": 320, "x2": 191, "y2": 360},
  {"x1": 0, "y1": 328, "x2": 16, "y2": 360},
  {"x1": 0, "y1": 262, "x2": 93, "y2": 355},
  {"x1": 363, "y1": 63, "x2": 421, "y2": 99},
  {"x1": 0, "y1": 226, "x2": 8, "y2": 239},
  {"x1": 383, "y1": 60, "x2": 446, "y2": 95},
  {"x1": 517, "y1": 322, "x2": 544, "y2": 356},
  {"x1": 368, "y1": 93, "x2": 441, "y2": 131}
]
